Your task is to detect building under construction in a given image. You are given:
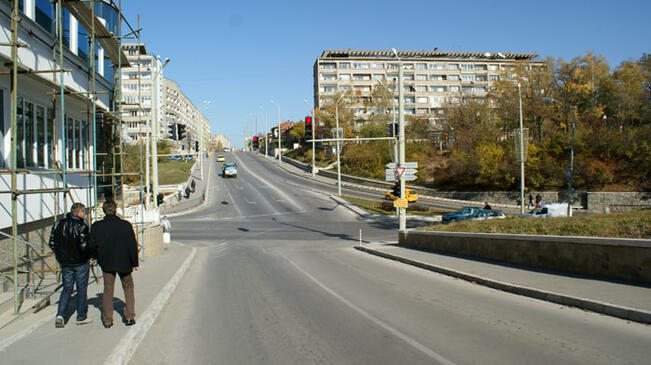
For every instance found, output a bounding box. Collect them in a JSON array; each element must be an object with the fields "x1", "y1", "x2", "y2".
[{"x1": 0, "y1": 0, "x2": 138, "y2": 316}]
